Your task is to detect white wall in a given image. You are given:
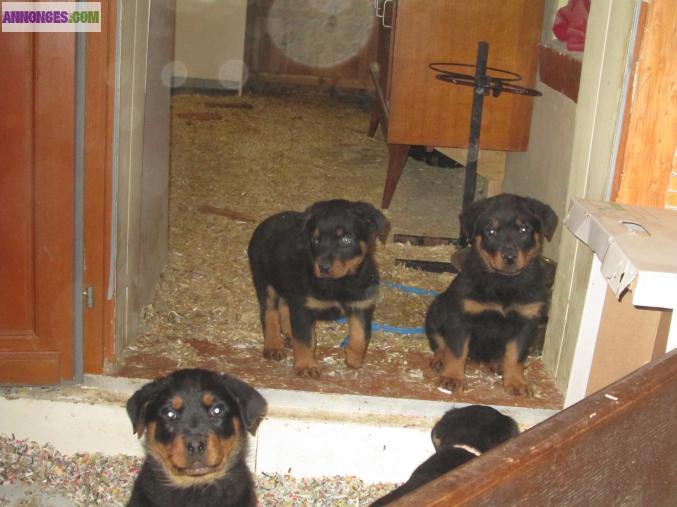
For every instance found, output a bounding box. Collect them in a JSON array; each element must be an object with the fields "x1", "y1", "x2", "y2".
[{"x1": 173, "y1": 0, "x2": 248, "y2": 91}]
